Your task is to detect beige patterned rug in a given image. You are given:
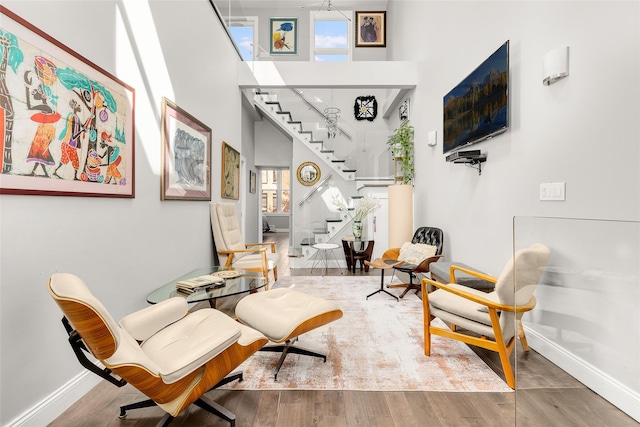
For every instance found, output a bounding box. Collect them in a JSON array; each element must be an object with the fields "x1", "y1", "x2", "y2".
[{"x1": 222, "y1": 276, "x2": 511, "y2": 392}]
